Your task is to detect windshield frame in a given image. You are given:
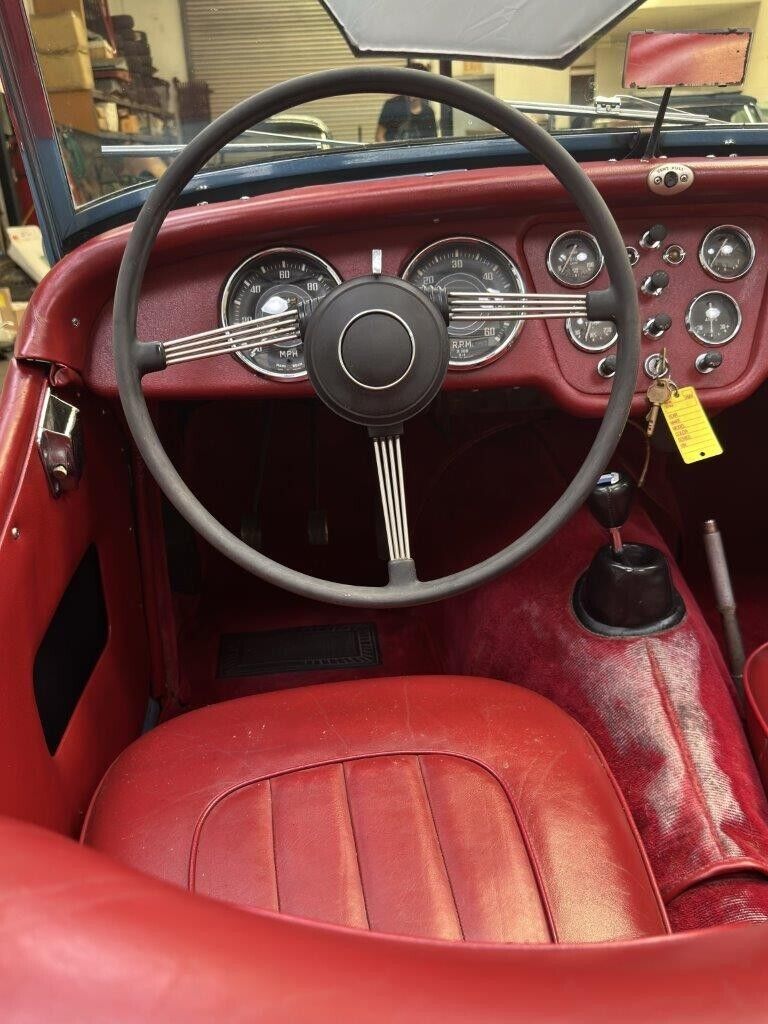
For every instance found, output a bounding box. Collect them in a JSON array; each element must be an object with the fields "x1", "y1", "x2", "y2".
[{"x1": 3, "y1": 0, "x2": 768, "y2": 260}]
